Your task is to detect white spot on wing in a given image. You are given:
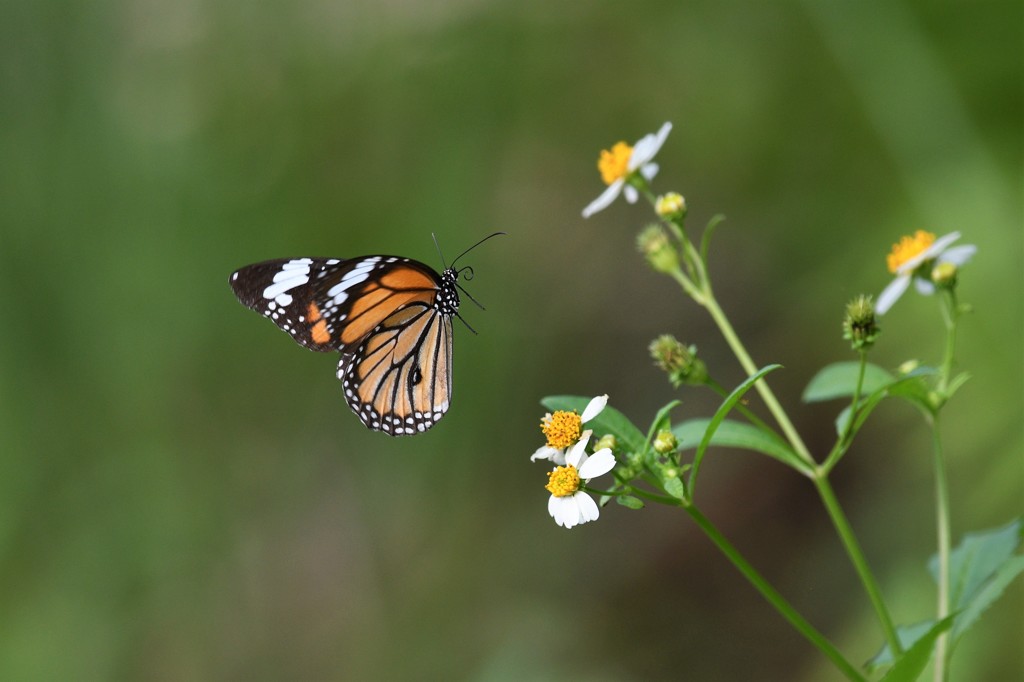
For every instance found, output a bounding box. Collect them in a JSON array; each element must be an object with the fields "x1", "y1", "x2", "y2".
[{"x1": 262, "y1": 259, "x2": 312, "y2": 300}]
